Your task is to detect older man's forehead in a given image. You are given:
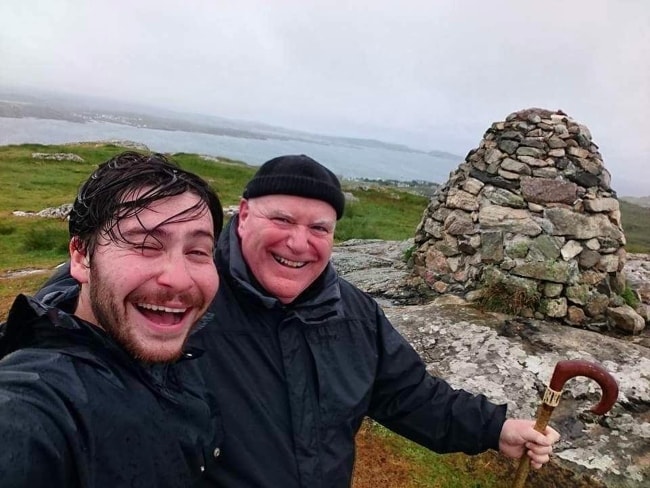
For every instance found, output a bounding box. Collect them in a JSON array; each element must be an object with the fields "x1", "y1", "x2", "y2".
[{"x1": 250, "y1": 195, "x2": 336, "y2": 224}]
